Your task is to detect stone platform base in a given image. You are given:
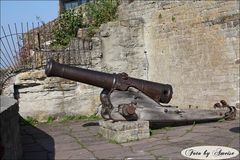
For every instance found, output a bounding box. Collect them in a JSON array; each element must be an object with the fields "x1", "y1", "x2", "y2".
[{"x1": 99, "y1": 120, "x2": 150, "y2": 143}]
